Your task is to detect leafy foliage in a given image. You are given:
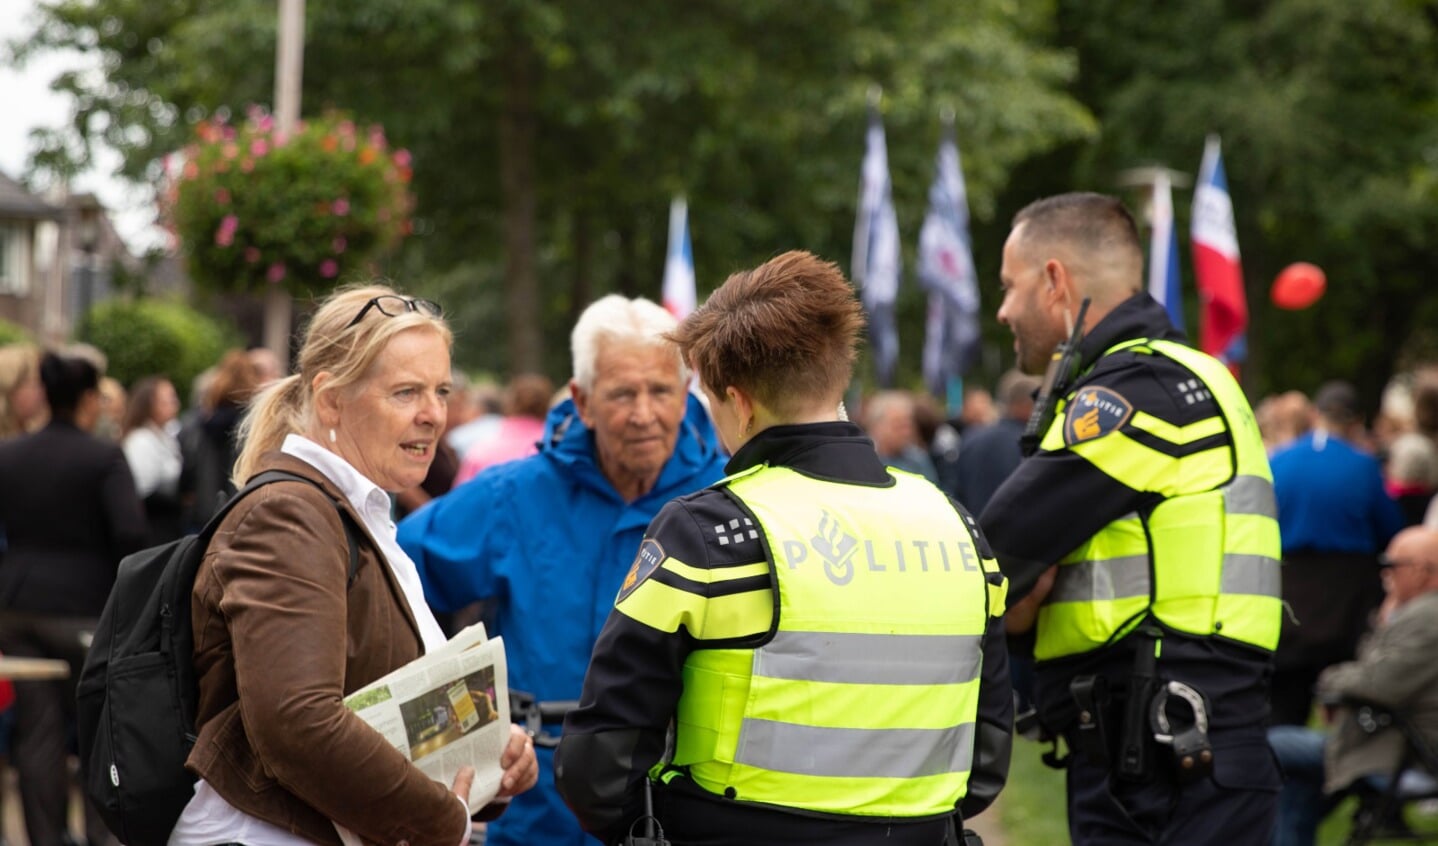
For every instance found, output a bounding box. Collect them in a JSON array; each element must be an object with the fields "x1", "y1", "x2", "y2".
[
  {"x1": 79, "y1": 298, "x2": 239, "y2": 395},
  {"x1": 1037, "y1": 0, "x2": 1438, "y2": 405},
  {"x1": 0, "y1": 319, "x2": 32, "y2": 347},
  {"x1": 165, "y1": 108, "x2": 412, "y2": 297},
  {"x1": 12, "y1": 0, "x2": 1092, "y2": 382}
]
